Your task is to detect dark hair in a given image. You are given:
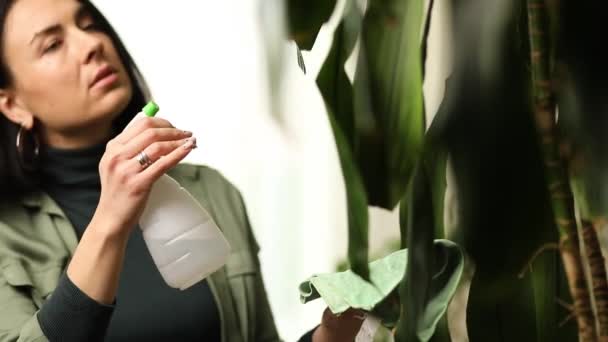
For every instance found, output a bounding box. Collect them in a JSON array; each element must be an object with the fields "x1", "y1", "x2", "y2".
[{"x1": 0, "y1": 0, "x2": 150, "y2": 200}]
